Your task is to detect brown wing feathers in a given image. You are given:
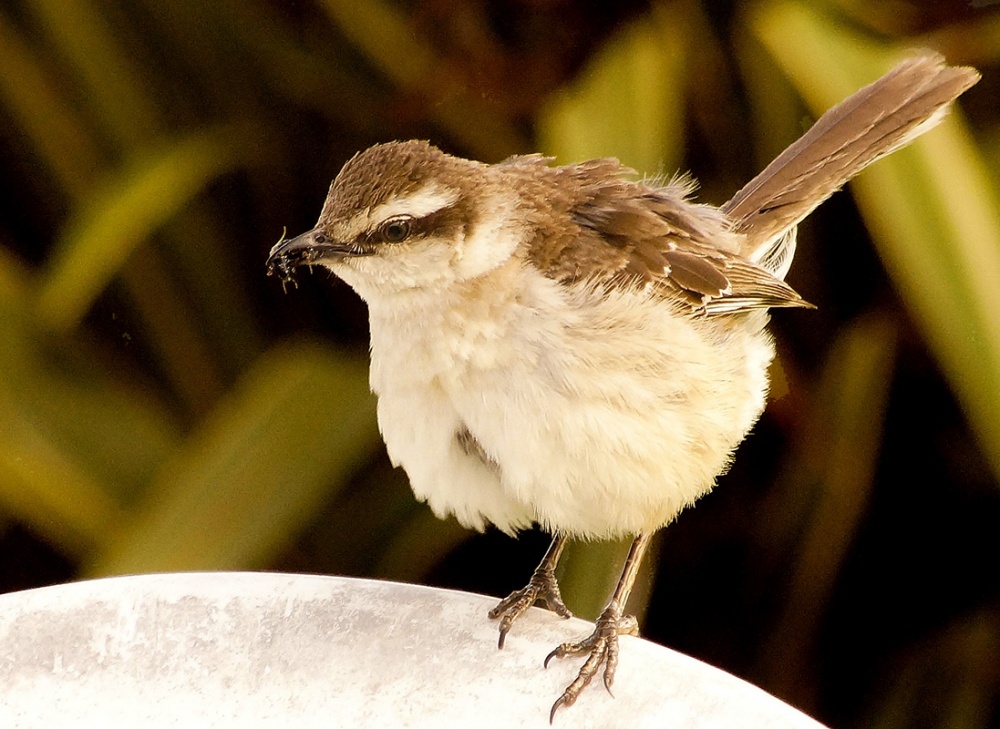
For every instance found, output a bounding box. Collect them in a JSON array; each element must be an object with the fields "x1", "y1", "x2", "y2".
[
  {"x1": 567, "y1": 180, "x2": 809, "y2": 314},
  {"x1": 661, "y1": 249, "x2": 730, "y2": 297},
  {"x1": 525, "y1": 53, "x2": 976, "y2": 317}
]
